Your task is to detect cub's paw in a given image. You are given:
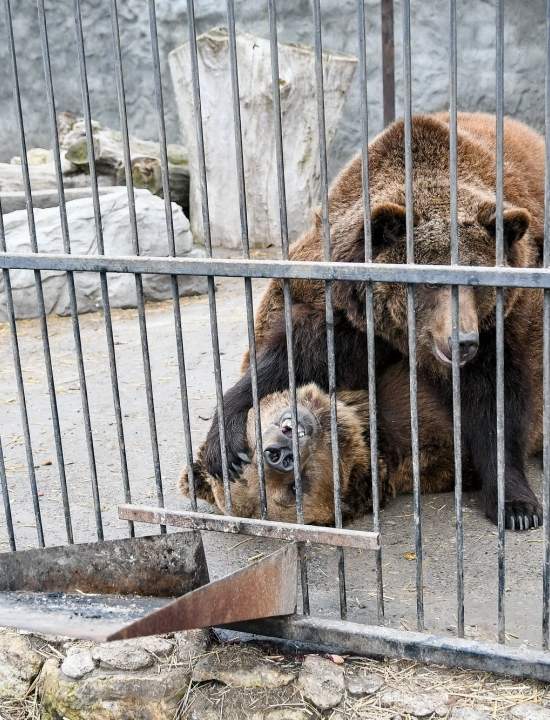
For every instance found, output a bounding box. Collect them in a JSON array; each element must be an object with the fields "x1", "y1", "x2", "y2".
[
  {"x1": 203, "y1": 425, "x2": 251, "y2": 481},
  {"x1": 505, "y1": 499, "x2": 542, "y2": 531}
]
